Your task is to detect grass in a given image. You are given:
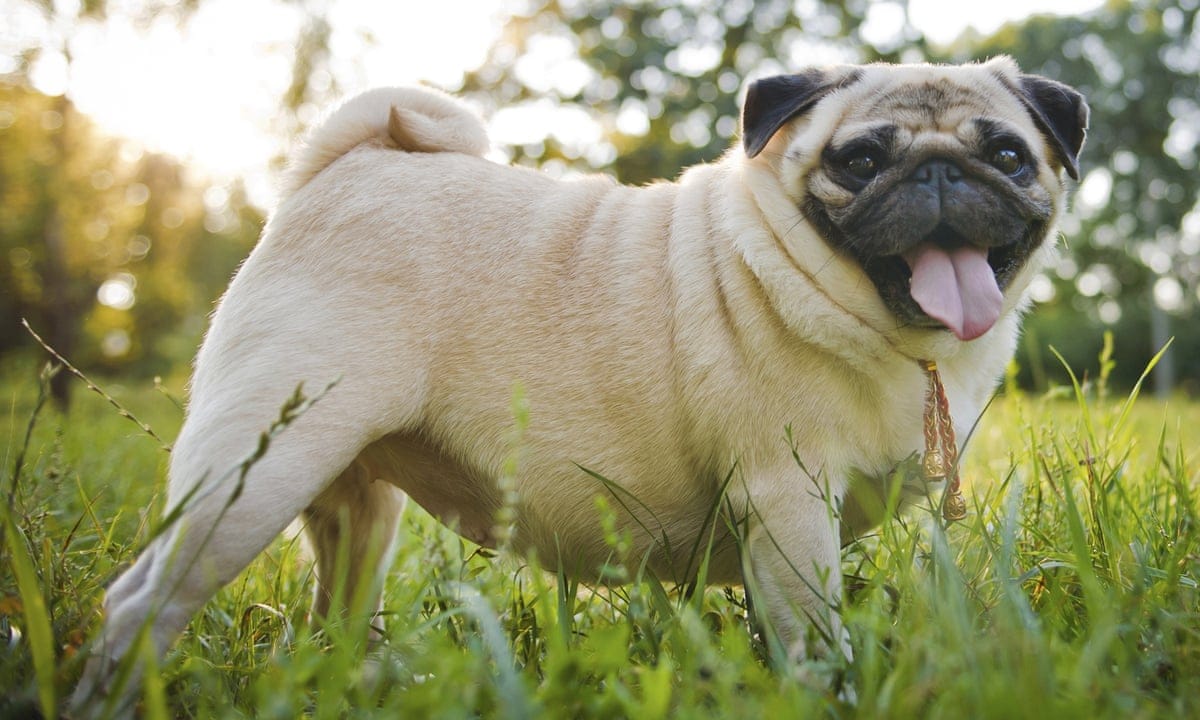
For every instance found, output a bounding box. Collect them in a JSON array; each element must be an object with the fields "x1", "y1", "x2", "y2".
[{"x1": 1, "y1": 351, "x2": 1198, "y2": 719}]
